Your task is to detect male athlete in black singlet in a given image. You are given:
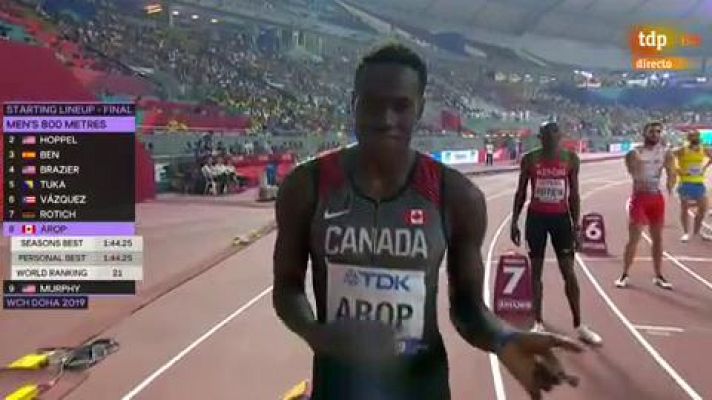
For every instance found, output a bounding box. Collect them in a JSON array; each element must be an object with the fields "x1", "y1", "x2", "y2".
[{"x1": 273, "y1": 44, "x2": 583, "y2": 400}]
